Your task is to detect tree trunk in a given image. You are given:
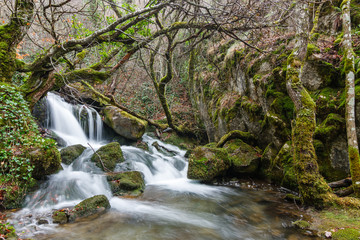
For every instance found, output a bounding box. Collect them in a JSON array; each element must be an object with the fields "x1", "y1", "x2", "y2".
[
  {"x1": 342, "y1": 0, "x2": 360, "y2": 197},
  {"x1": 0, "y1": 0, "x2": 34, "y2": 83},
  {"x1": 286, "y1": 1, "x2": 331, "y2": 208}
]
